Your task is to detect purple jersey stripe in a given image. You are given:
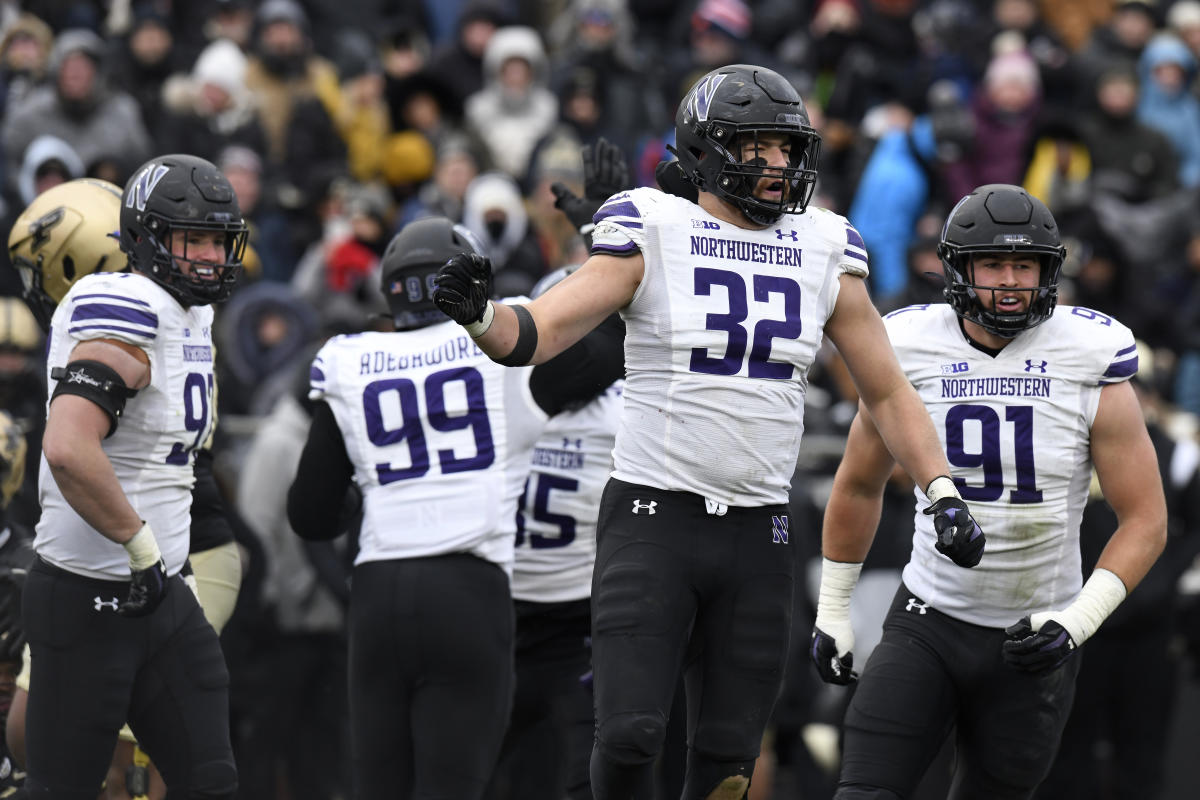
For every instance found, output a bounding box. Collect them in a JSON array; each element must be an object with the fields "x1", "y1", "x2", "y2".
[
  {"x1": 843, "y1": 248, "x2": 868, "y2": 262},
  {"x1": 594, "y1": 200, "x2": 642, "y2": 224},
  {"x1": 1114, "y1": 343, "x2": 1137, "y2": 357},
  {"x1": 846, "y1": 225, "x2": 866, "y2": 250},
  {"x1": 68, "y1": 323, "x2": 157, "y2": 339},
  {"x1": 1103, "y1": 355, "x2": 1138, "y2": 379},
  {"x1": 71, "y1": 302, "x2": 158, "y2": 328},
  {"x1": 74, "y1": 293, "x2": 153, "y2": 308},
  {"x1": 591, "y1": 241, "x2": 640, "y2": 257}
]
